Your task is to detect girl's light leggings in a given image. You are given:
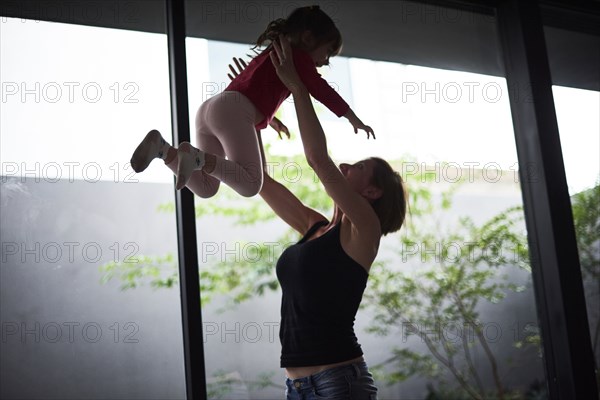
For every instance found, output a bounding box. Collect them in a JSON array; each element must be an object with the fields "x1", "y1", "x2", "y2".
[{"x1": 165, "y1": 90, "x2": 264, "y2": 198}]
